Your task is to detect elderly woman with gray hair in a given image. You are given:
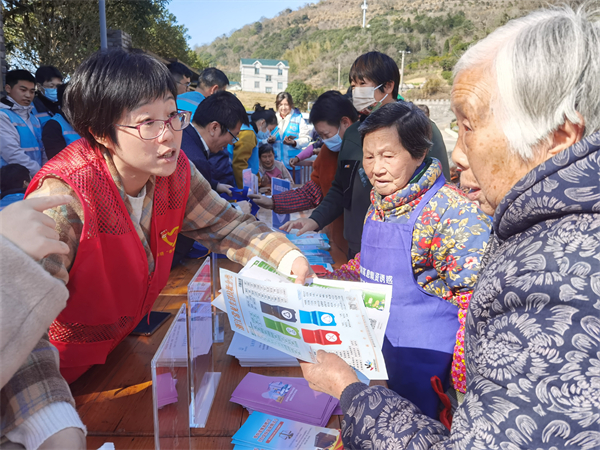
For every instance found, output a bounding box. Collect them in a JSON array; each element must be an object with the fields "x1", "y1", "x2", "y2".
[{"x1": 301, "y1": 4, "x2": 600, "y2": 449}]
